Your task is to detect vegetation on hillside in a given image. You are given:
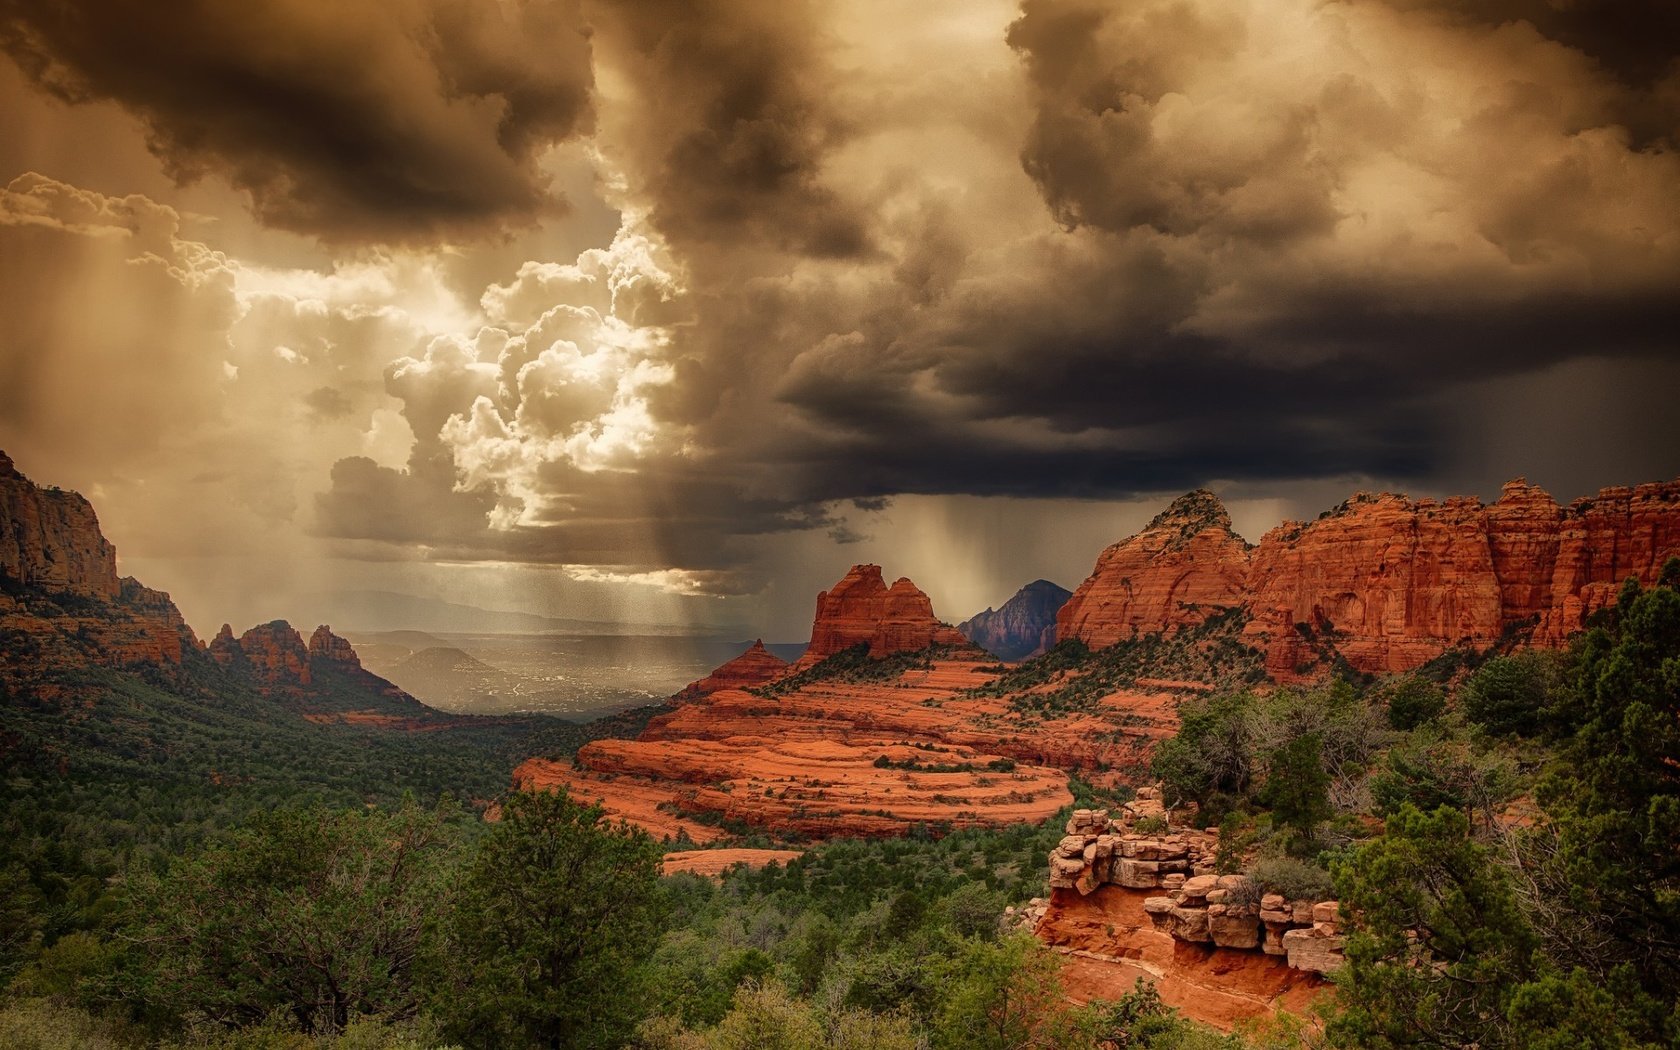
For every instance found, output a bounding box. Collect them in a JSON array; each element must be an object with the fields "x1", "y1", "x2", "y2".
[{"x1": 4, "y1": 562, "x2": 1677, "y2": 1048}]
